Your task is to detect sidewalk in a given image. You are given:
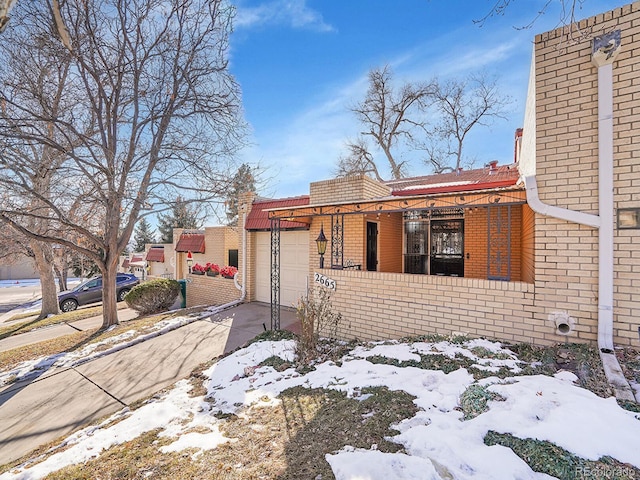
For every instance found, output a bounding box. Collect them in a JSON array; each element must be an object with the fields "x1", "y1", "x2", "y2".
[
  {"x1": 0, "y1": 302, "x2": 298, "y2": 465},
  {"x1": 0, "y1": 309, "x2": 139, "y2": 352}
]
